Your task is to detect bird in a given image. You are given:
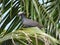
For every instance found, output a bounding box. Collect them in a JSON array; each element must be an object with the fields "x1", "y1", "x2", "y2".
[{"x1": 18, "y1": 12, "x2": 43, "y2": 29}]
